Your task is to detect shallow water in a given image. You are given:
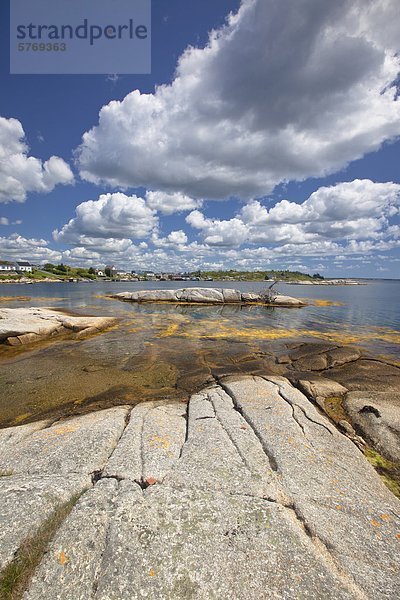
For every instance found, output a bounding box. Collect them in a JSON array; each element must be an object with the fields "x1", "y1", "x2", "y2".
[{"x1": 0, "y1": 279, "x2": 399, "y2": 427}]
